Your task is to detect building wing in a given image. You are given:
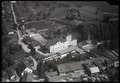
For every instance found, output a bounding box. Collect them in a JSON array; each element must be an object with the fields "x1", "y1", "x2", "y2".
[{"x1": 57, "y1": 61, "x2": 83, "y2": 73}]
